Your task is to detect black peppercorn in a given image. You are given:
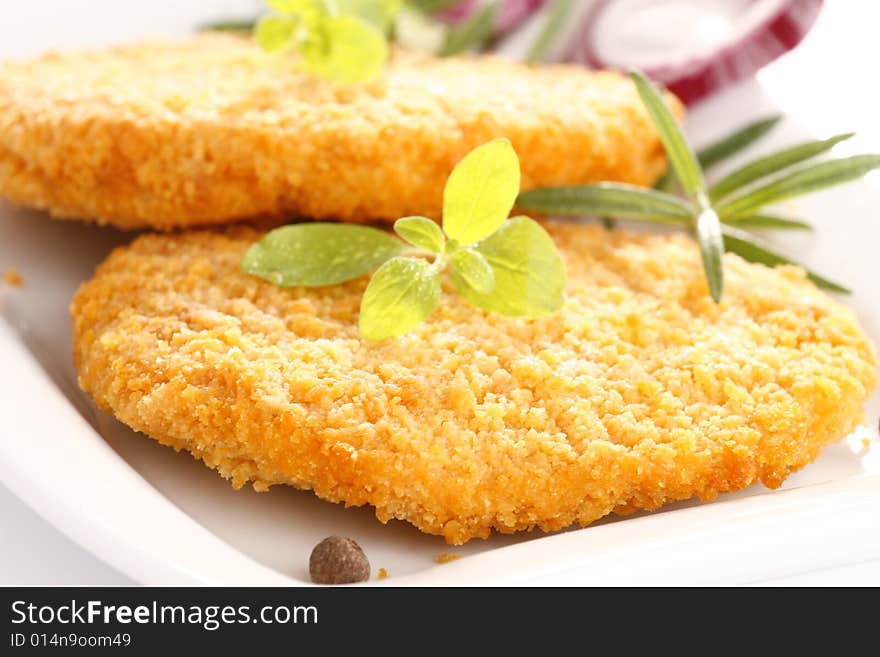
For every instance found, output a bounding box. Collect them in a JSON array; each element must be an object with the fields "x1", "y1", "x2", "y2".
[{"x1": 309, "y1": 536, "x2": 371, "y2": 584}]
